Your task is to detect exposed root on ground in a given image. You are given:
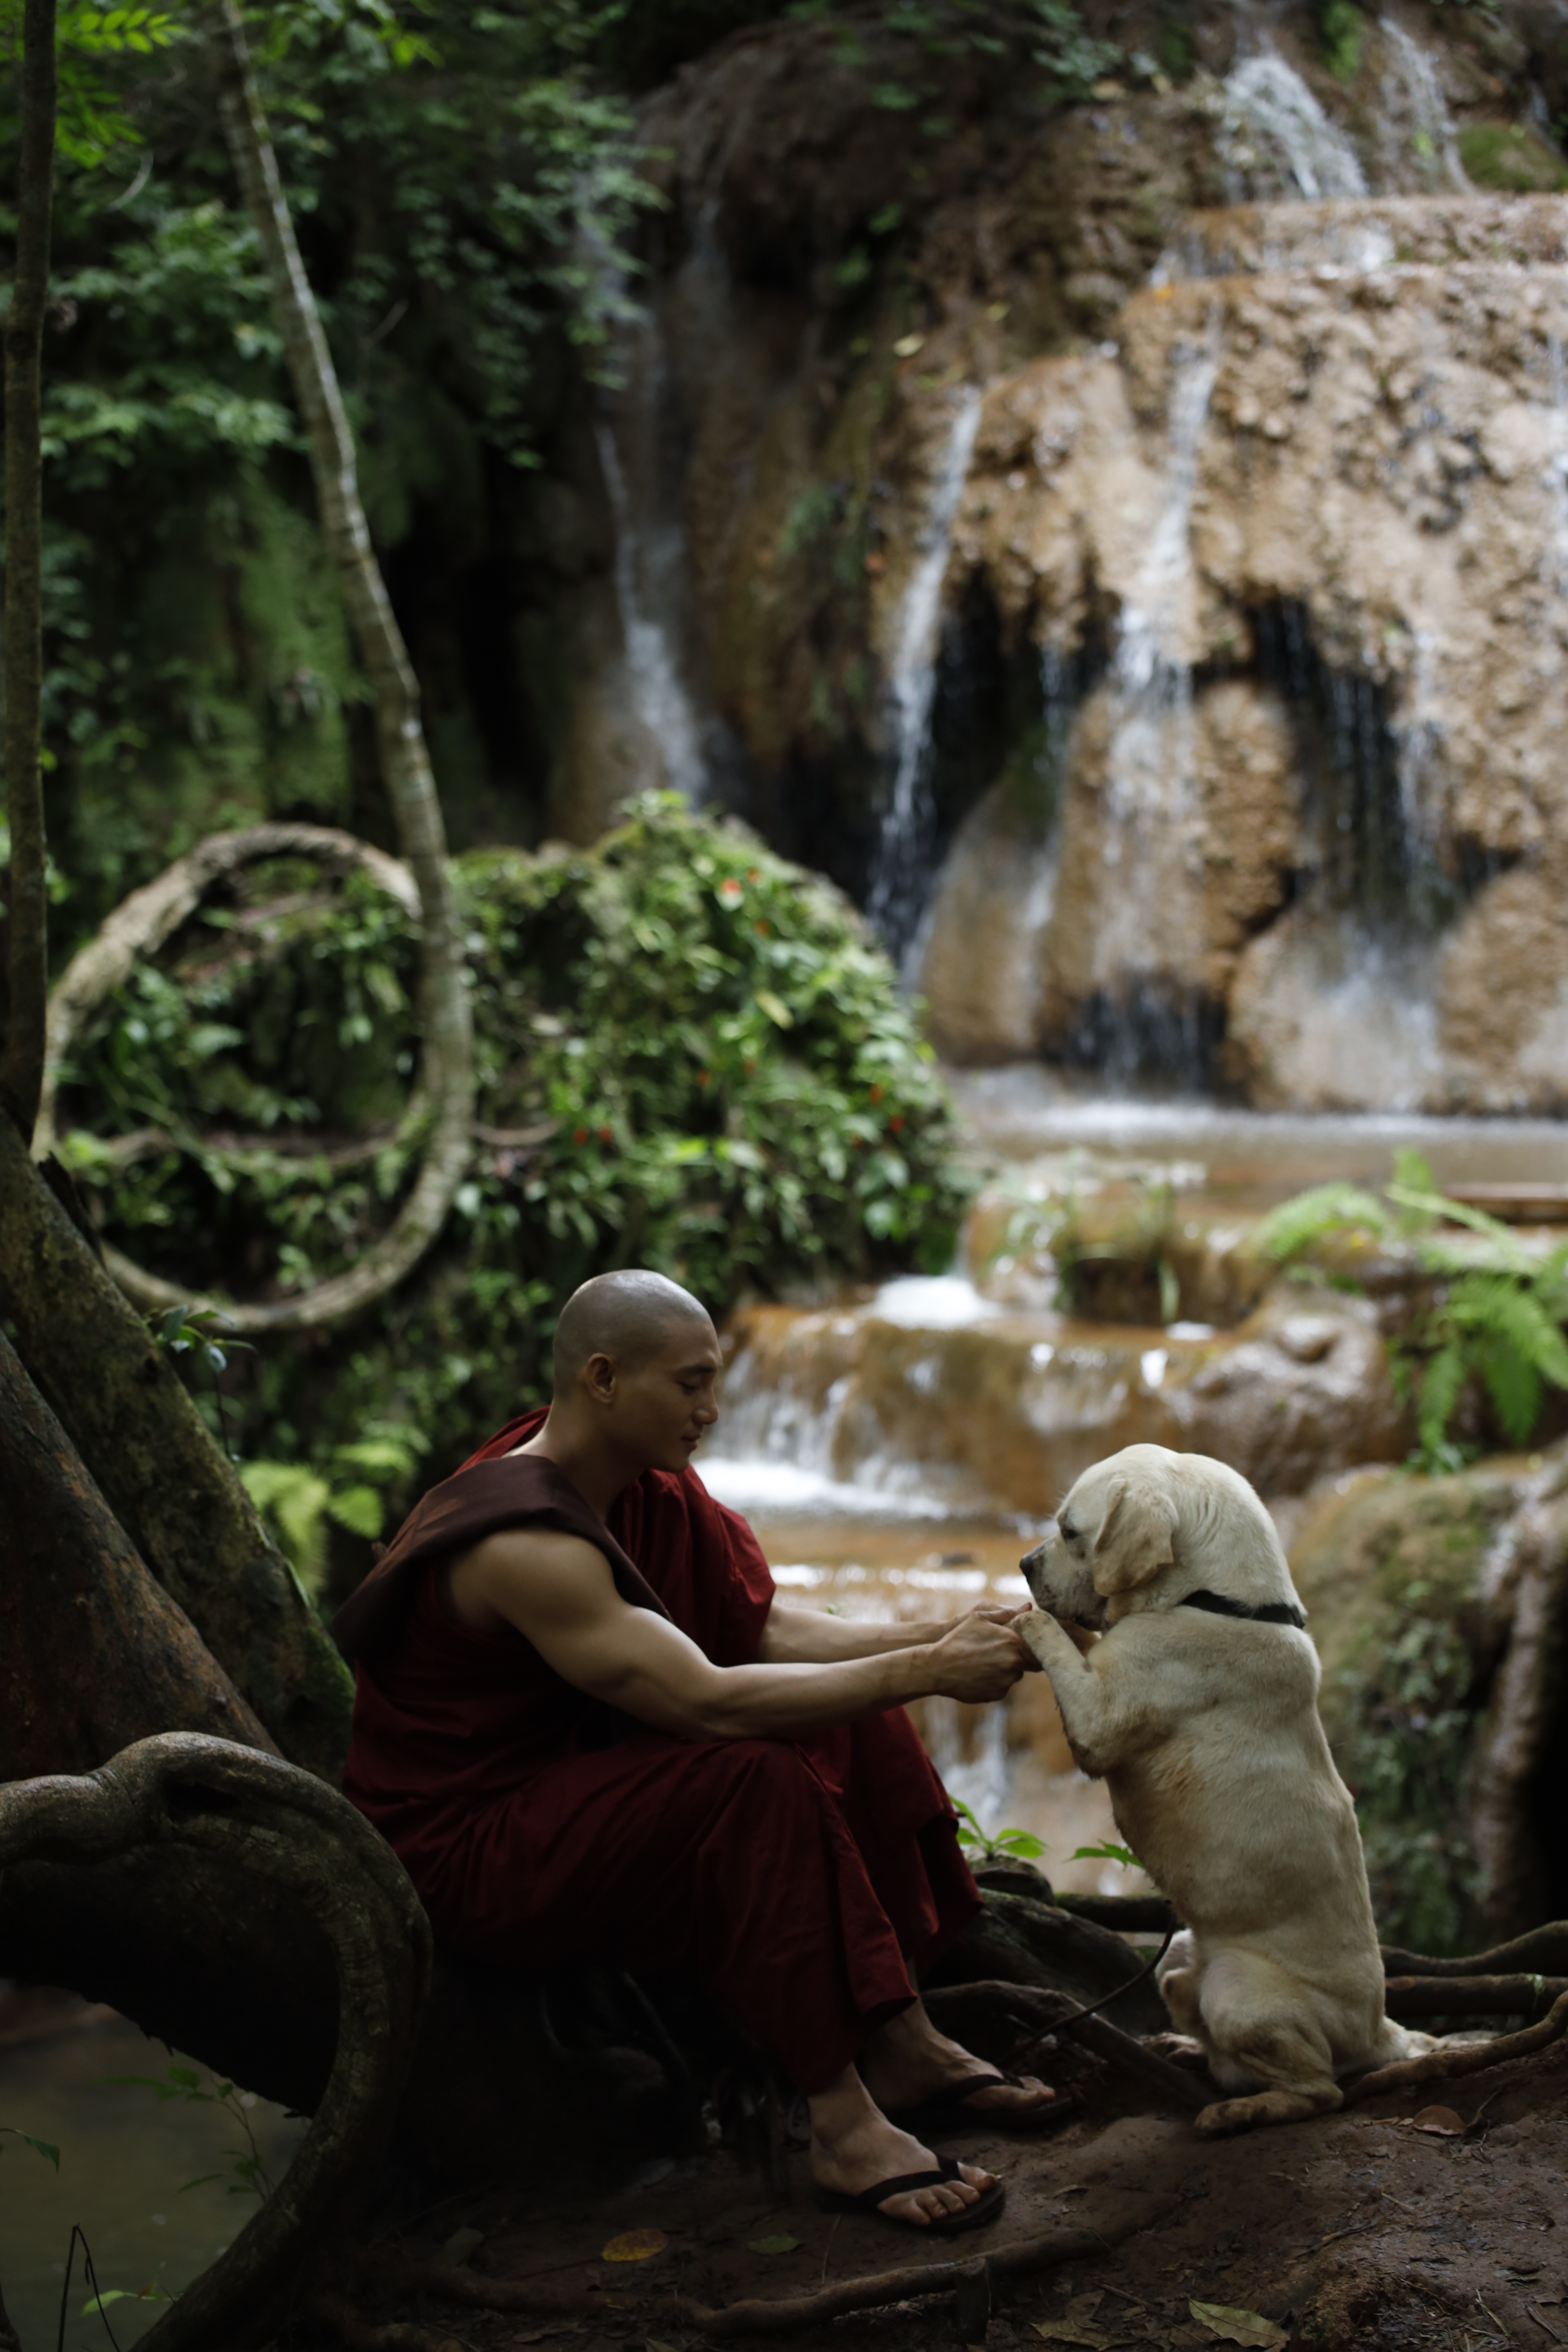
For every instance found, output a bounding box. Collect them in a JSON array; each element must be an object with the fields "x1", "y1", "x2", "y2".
[
  {"x1": 345, "y1": 2201, "x2": 1178, "y2": 2339},
  {"x1": 1346, "y1": 1986, "x2": 1568, "y2": 2105}
]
